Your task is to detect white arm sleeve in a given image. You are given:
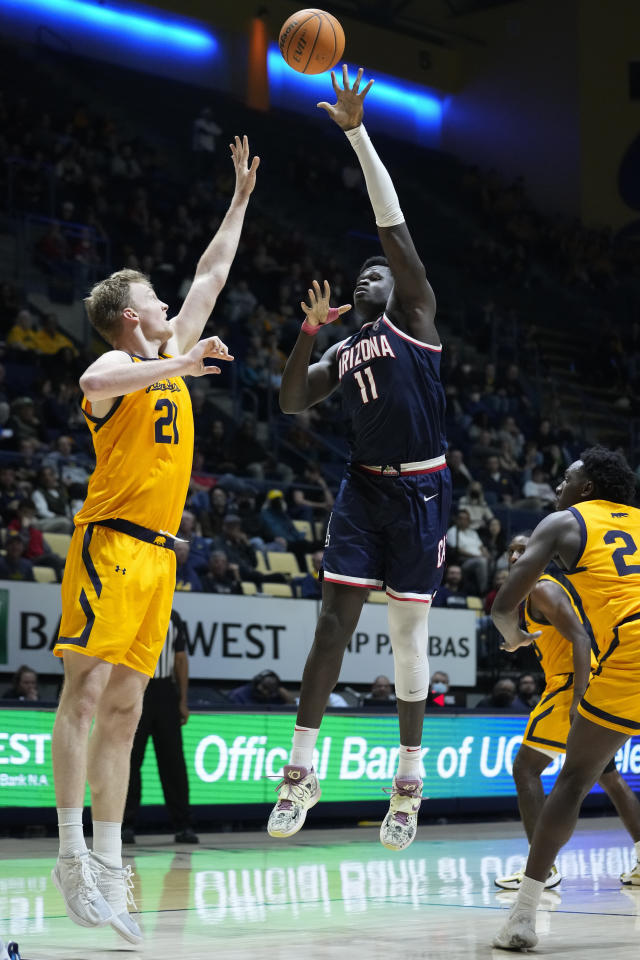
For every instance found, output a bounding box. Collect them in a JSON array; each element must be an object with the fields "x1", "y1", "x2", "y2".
[{"x1": 344, "y1": 124, "x2": 405, "y2": 228}]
